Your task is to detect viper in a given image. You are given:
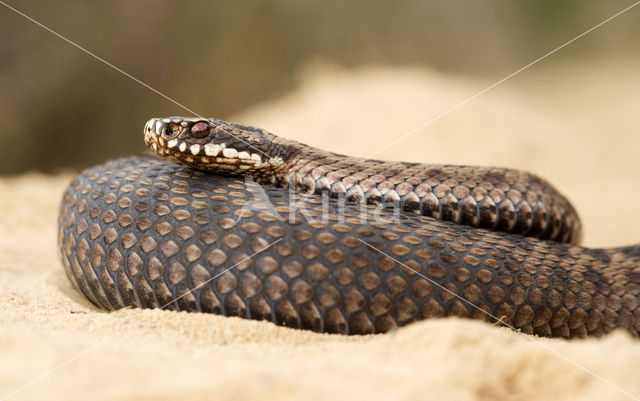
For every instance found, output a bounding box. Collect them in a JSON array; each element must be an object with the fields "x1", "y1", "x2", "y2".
[{"x1": 58, "y1": 116, "x2": 640, "y2": 338}]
